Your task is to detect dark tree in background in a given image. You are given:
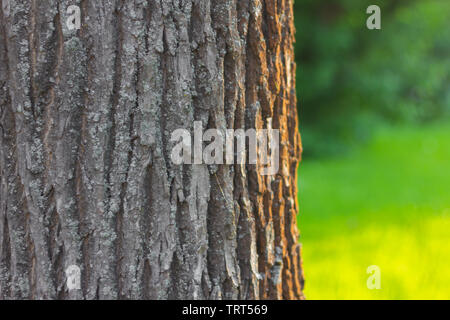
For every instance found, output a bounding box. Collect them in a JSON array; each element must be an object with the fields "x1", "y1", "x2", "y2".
[
  {"x1": 0, "y1": 0, "x2": 304, "y2": 299},
  {"x1": 294, "y1": 0, "x2": 450, "y2": 157}
]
